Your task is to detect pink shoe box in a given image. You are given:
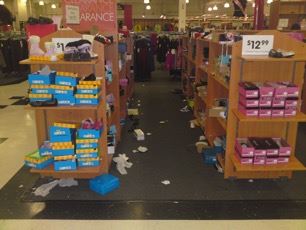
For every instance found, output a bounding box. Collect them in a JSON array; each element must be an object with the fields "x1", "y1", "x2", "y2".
[
  {"x1": 272, "y1": 138, "x2": 291, "y2": 157},
  {"x1": 255, "y1": 83, "x2": 274, "y2": 97},
  {"x1": 272, "y1": 97, "x2": 286, "y2": 108},
  {"x1": 267, "y1": 82, "x2": 287, "y2": 98},
  {"x1": 238, "y1": 104, "x2": 258, "y2": 117},
  {"x1": 239, "y1": 96, "x2": 259, "y2": 108},
  {"x1": 259, "y1": 97, "x2": 273, "y2": 107},
  {"x1": 285, "y1": 98, "x2": 298, "y2": 108},
  {"x1": 249, "y1": 138, "x2": 267, "y2": 156},
  {"x1": 266, "y1": 157, "x2": 278, "y2": 165},
  {"x1": 259, "y1": 108, "x2": 272, "y2": 117},
  {"x1": 254, "y1": 156, "x2": 266, "y2": 165},
  {"x1": 280, "y1": 82, "x2": 299, "y2": 97},
  {"x1": 239, "y1": 82, "x2": 259, "y2": 98},
  {"x1": 278, "y1": 157, "x2": 290, "y2": 164},
  {"x1": 284, "y1": 107, "x2": 297, "y2": 117},
  {"x1": 263, "y1": 138, "x2": 279, "y2": 157},
  {"x1": 272, "y1": 109, "x2": 284, "y2": 117},
  {"x1": 235, "y1": 153, "x2": 253, "y2": 165},
  {"x1": 235, "y1": 138, "x2": 255, "y2": 157}
]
